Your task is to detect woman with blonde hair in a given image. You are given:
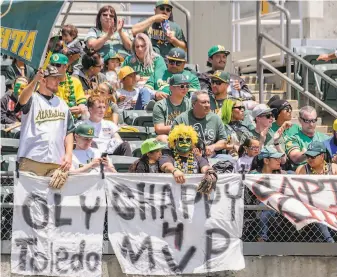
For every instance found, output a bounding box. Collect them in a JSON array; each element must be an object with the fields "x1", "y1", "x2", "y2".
[
  {"x1": 96, "y1": 82, "x2": 119, "y2": 124},
  {"x1": 122, "y1": 33, "x2": 167, "y2": 86}
]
